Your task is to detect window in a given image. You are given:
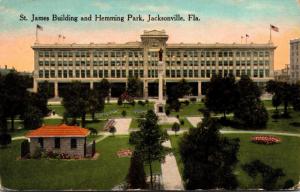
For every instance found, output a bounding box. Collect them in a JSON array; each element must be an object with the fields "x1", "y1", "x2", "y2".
[
  {"x1": 38, "y1": 138, "x2": 44, "y2": 148},
  {"x1": 55, "y1": 138, "x2": 60, "y2": 148},
  {"x1": 71, "y1": 138, "x2": 77, "y2": 149}
]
